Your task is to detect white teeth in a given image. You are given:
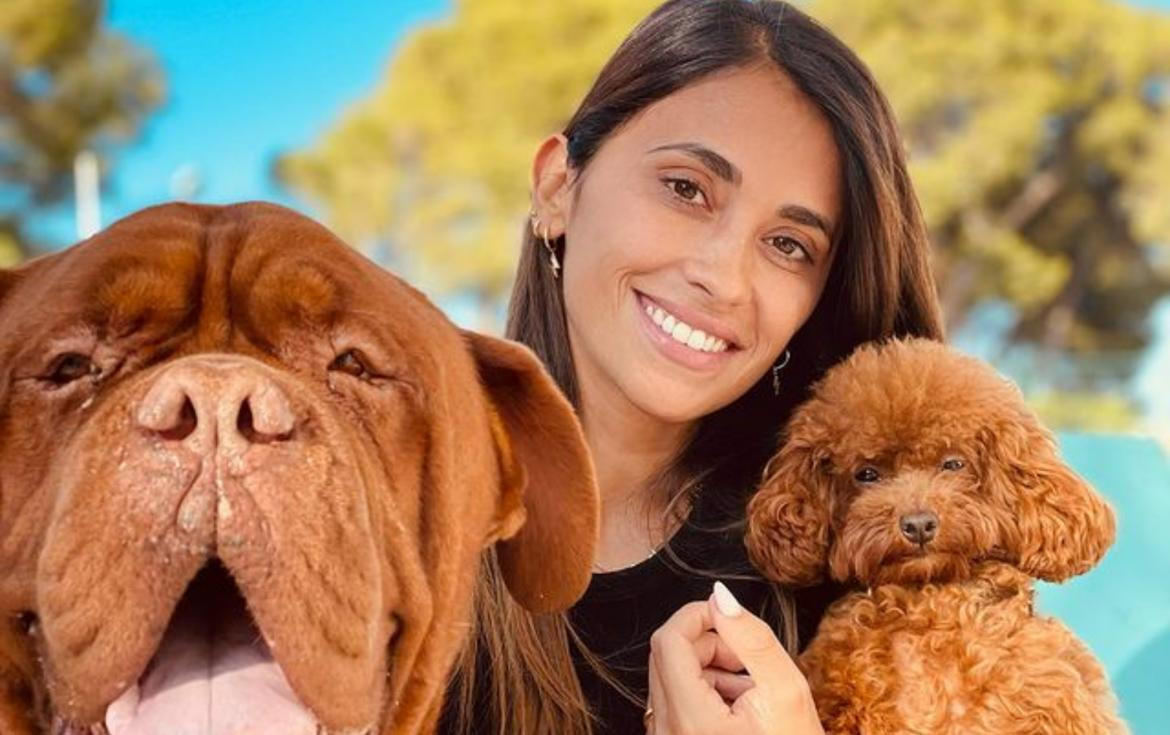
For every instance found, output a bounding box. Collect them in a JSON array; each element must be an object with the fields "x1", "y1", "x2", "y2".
[{"x1": 642, "y1": 298, "x2": 731, "y2": 354}]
